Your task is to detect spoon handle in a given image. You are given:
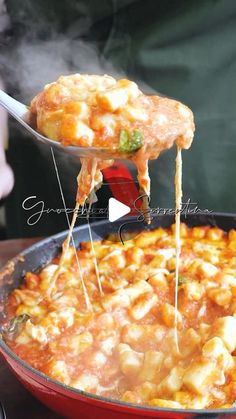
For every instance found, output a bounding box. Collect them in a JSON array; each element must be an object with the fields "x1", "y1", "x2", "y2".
[{"x1": 0, "y1": 89, "x2": 29, "y2": 120}]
